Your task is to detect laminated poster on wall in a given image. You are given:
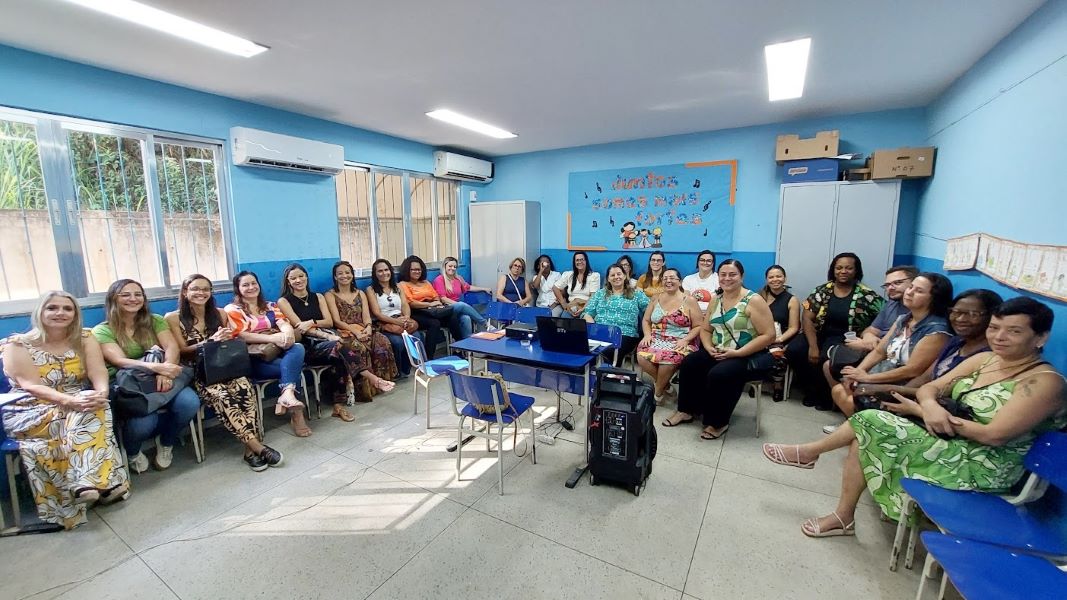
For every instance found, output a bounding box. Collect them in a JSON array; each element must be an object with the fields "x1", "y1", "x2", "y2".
[
  {"x1": 943, "y1": 234, "x2": 980, "y2": 270},
  {"x1": 972, "y1": 233, "x2": 1067, "y2": 302},
  {"x1": 1004, "y1": 241, "x2": 1027, "y2": 286},
  {"x1": 566, "y1": 160, "x2": 737, "y2": 252}
]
